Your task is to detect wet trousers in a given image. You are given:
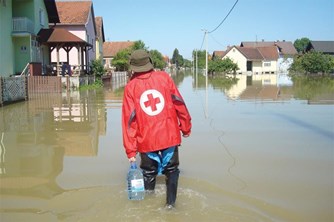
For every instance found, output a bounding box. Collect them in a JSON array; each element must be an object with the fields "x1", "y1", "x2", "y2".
[{"x1": 140, "y1": 146, "x2": 180, "y2": 206}]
